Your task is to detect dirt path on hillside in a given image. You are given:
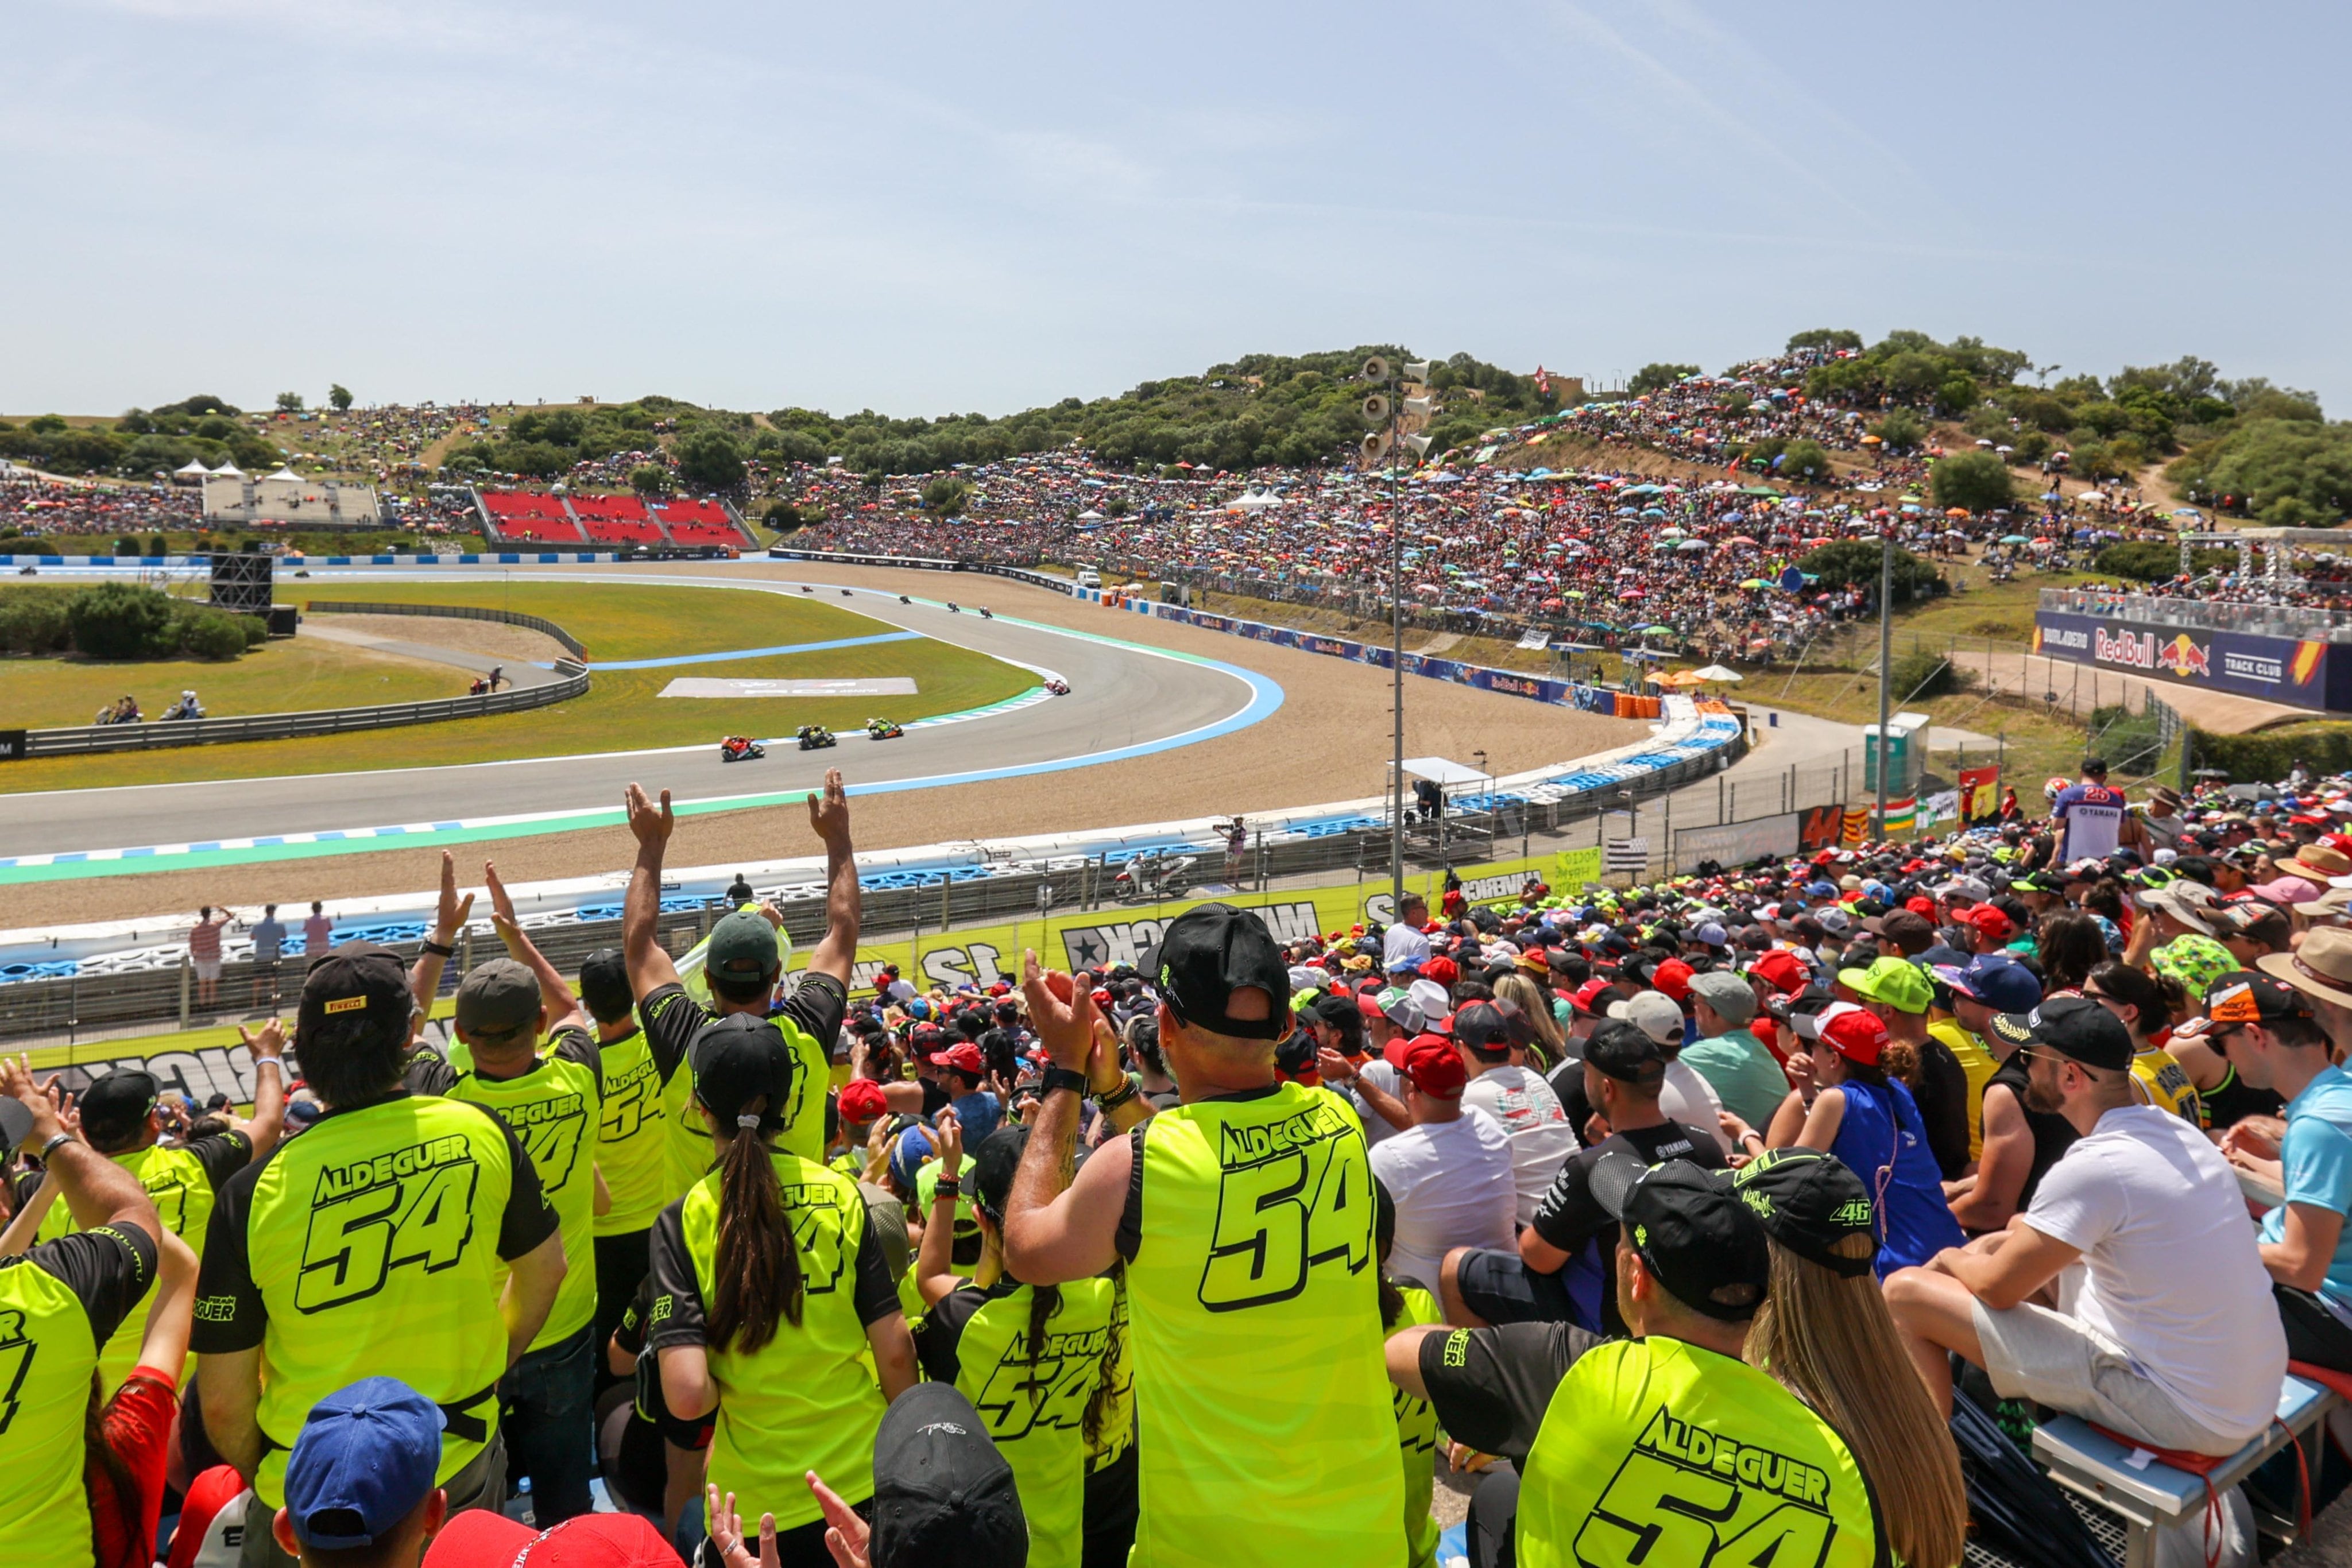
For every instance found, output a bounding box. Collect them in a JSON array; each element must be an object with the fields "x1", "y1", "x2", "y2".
[{"x1": 20, "y1": 564, "x2": 1647, "y2": 926}]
